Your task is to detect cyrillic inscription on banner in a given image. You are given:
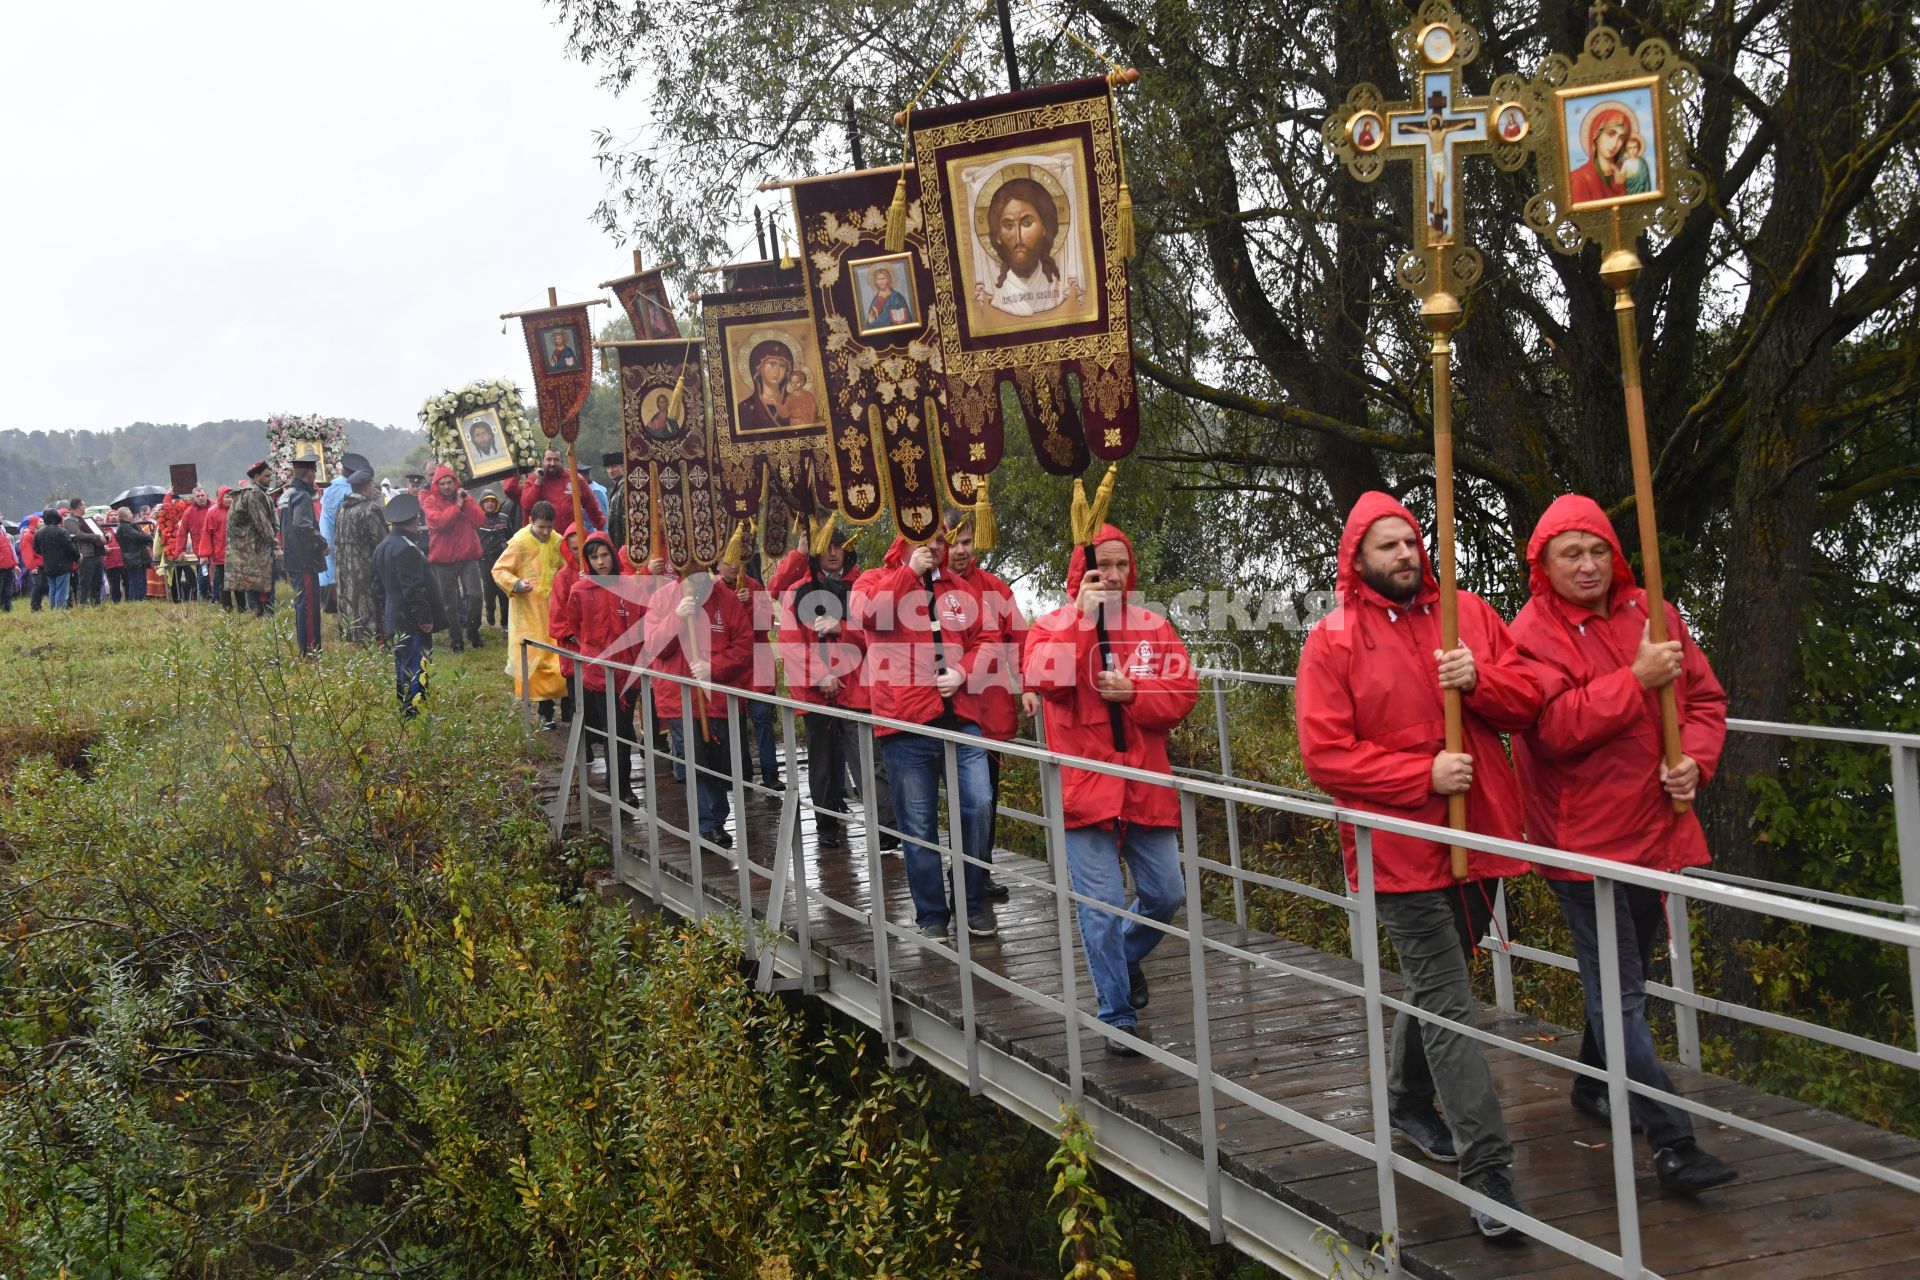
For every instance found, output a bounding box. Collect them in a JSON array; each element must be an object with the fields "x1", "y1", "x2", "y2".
[
  {"x1": 789, "y1": 166, "x2": 954, "y2": 542},
  {"x1": 612, "y1": 338, "x2": 722, "y2": 570},
  {"x1": 911, "y1": 76, "x2": 1140, "y2": 473},
  {"x1": 518, "y1": 304, "x2": 596, "y2": 442}
]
